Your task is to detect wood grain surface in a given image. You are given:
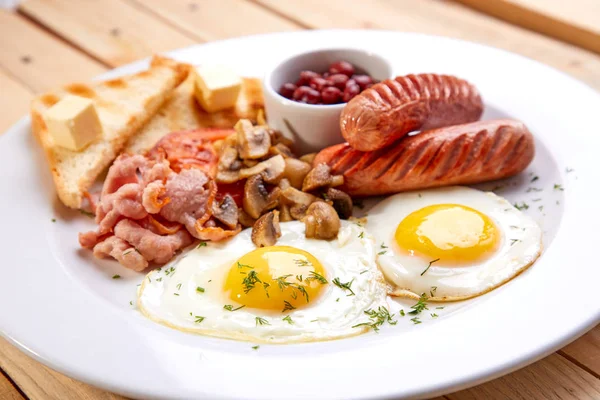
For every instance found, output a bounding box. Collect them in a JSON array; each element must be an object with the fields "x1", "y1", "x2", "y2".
[
  {"x1": 454, "y1": 0, "x2": 600, "y2": 54},
  {"x1": 0, "y1": 0, "x2": 598, "y2": 399}
]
